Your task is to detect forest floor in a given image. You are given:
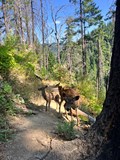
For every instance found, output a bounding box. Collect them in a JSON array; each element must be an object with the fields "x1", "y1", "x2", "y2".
[{"x1": 0, "y1": 99, "x2": 89, "y2": 160}]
